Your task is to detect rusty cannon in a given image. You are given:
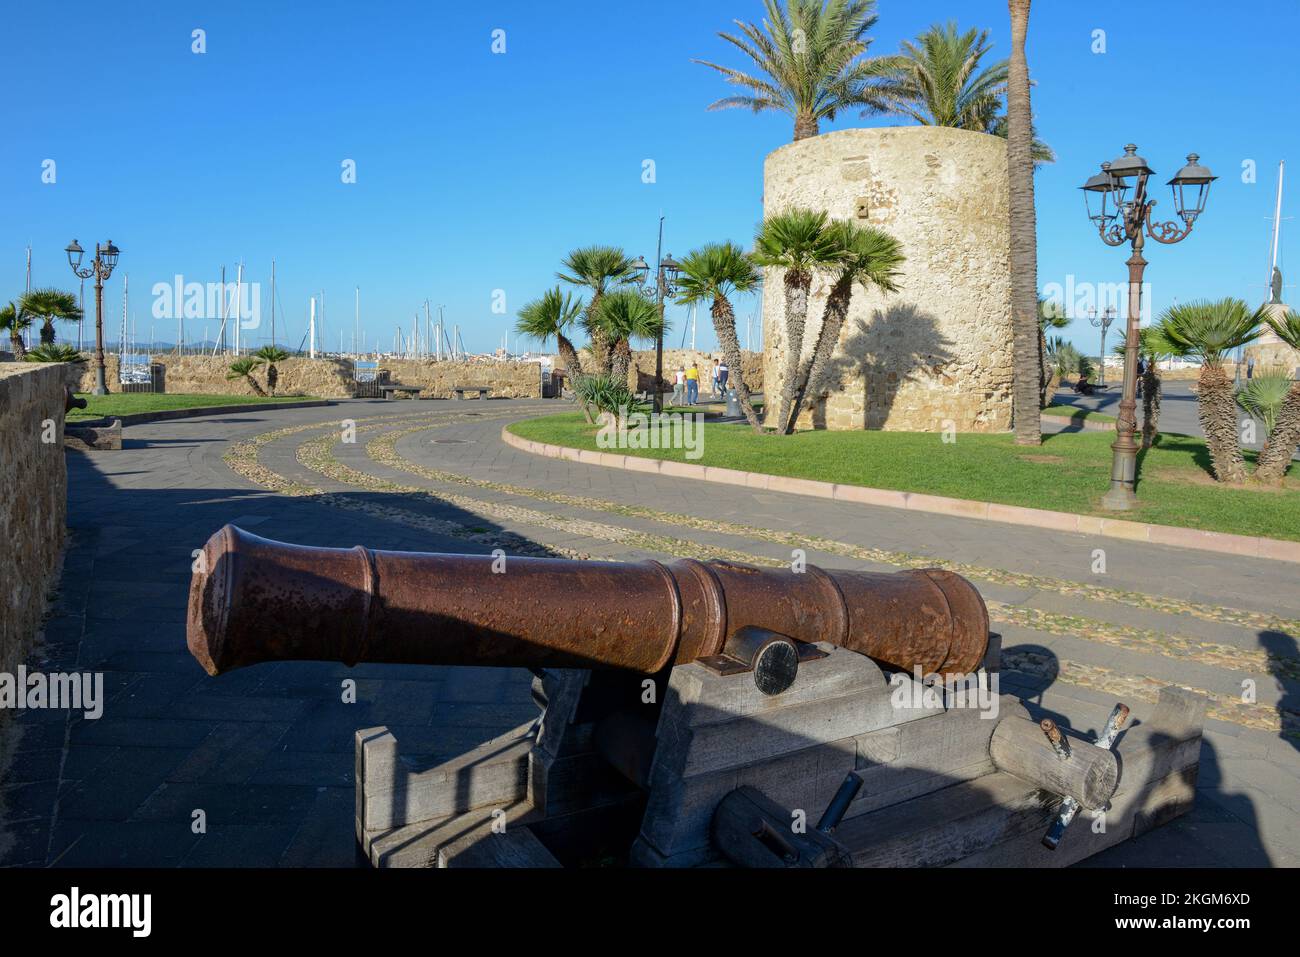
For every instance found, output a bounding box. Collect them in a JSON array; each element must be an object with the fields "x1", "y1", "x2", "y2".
[{"x1": 187, "y1": 525, "x2": 1208, "y2": 869}]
